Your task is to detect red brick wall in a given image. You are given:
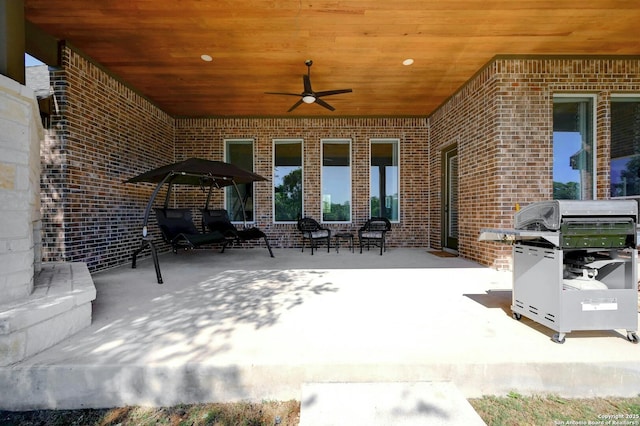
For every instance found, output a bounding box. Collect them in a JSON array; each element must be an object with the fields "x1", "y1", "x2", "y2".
[
  {"x1": 40, "y1": 51, "x2": 640, "y2": 272},
  {"x1": 41, "y1": 46, "x2": 175, "y2": 271},
  {"x1": 431, "y1": 57, "x2": 640, "y2": 269},
  {"x1": 174, "y1": 118, "x2": 430, "y2": 249}
]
